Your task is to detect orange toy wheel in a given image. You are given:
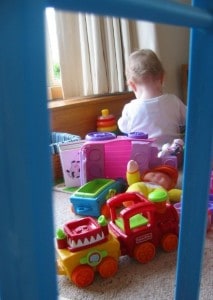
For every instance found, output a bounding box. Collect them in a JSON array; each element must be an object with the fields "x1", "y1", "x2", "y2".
[
  {"x1": 71, "y1": 265, "x2": 94, "y2": 288},
  {"x1": 161, "y1": 233, "x2": 178, "y2": 252},
  {"x1": 98, "y1": 257, "x2": 118, "y2": 278},
  {"x1": 134, "y1": 242, "x2": 156, "y2": 263},
  {"x1": 101, "y1": 203, "x2": 110, "y2": 219}
]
